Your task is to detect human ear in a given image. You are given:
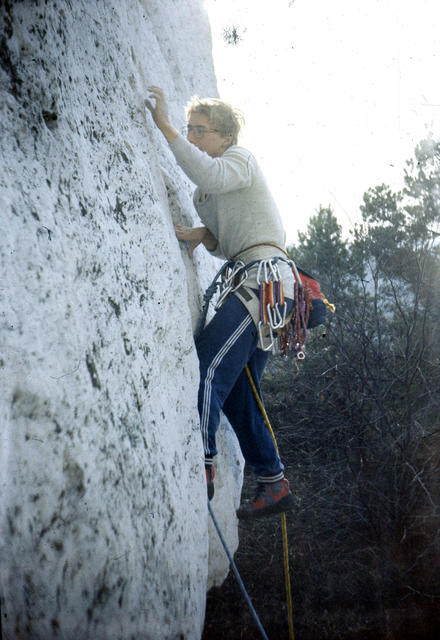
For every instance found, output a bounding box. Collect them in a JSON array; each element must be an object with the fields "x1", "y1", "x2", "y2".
[{"x1": 221, "y1": 135, "x2": 233, "y2": 151}]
